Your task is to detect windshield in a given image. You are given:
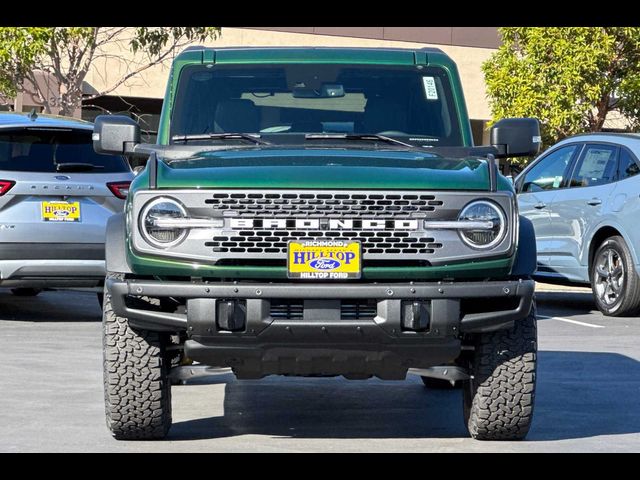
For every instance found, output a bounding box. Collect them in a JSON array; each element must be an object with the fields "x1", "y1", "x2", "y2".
[
  {"x1": 170, "y1": 64, "x2": 463, "y2": 146},
  {"x1": 0, "y1": 128, "x2": 130, "y2": 173}
]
